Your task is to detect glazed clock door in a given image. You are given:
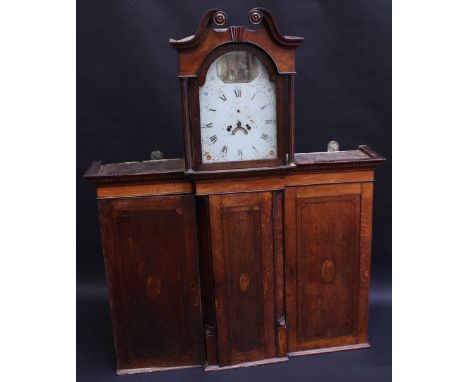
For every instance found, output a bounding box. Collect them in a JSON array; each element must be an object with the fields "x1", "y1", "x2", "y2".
[
  {"x1": 285, "y1": 183, "x2": 372, "y2": 352},
  {"x1": 209, "y1": 192, "x2": 276, "y2": 366}
]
